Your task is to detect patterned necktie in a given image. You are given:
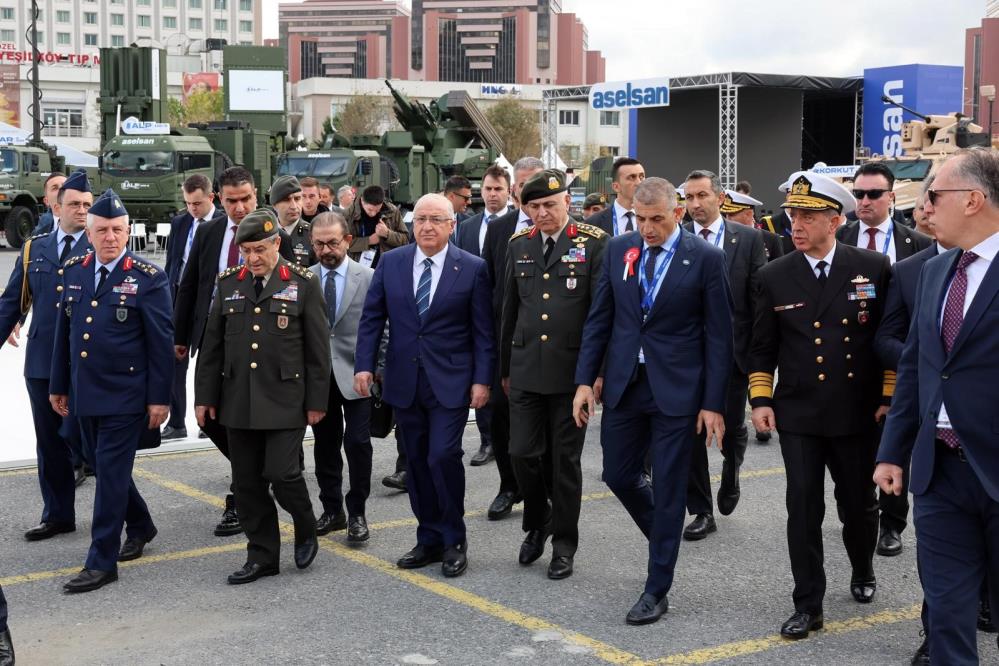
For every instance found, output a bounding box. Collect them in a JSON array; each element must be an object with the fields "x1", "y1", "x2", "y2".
[
  {"x1": 253, "y1": 276, "x2": 263, "y2": 298},
  {"x1": 699, "y1": 228, "x2": 711, "y2": 242},
  {"x1": 227, "y1": 226, "x2": 240, "y2": 268},
  {"x1": 324, "y1": 271, "x2": 337, "y2": 327},
  {"x1": 416, "y1": 257, "x2": 433, "y2": 321},
  {"x1": 815, "y1": 260, "x2": 828, "y2": 287},
  {"x1": 59, "y1": 235, "x2": 74, "y2": 263},
  {"x1": 937, "y1": 251, "x2": 979, "y2": 448},
  {"x1": 96, "y1": 266, "x2": 108, "y2": 292},
  {"x1": 865, "y1": 227, "x2": 878, "y2": 251},
  {"x1": 543, "y1": 237, "x2": 556, "y2": 263},
  {"x1": 487, "y1": 214, "x2": 497, "y2": 224},
  {"x1": 624, "y1": 212, "x2": 634, "y2": 233}
]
